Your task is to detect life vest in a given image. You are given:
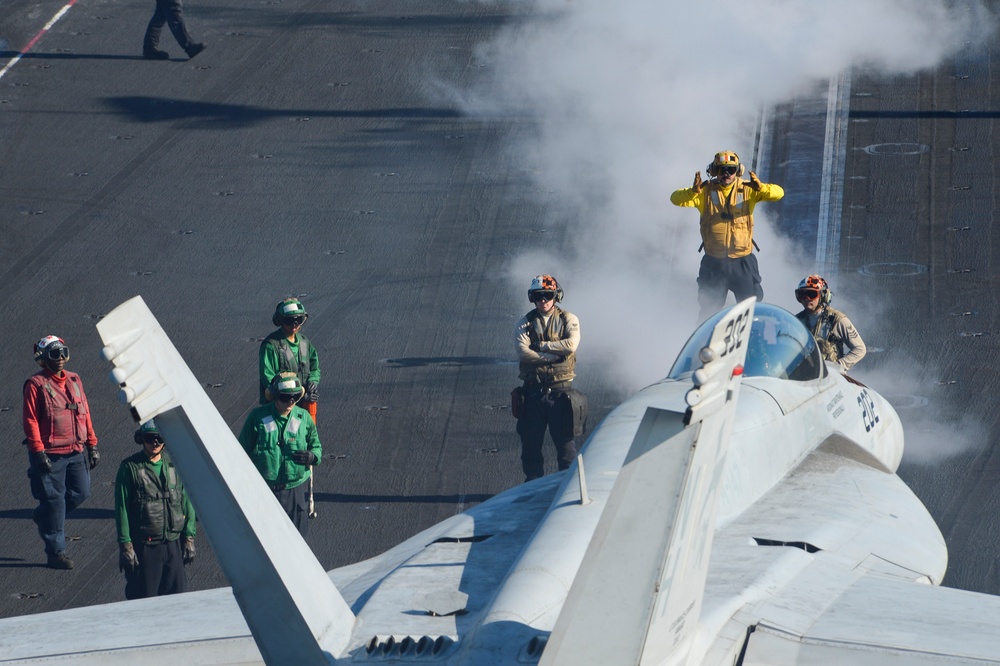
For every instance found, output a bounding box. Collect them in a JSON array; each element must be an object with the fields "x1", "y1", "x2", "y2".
[
  {"x1": 797, "y1": 307, "x2": 847, "y2": 362},
  {"x1": 700, "y1": 181, "x2": 754, "y2": 258},
  {"x1": 24, "y1": 371, "x2": 92, "y2": 454},
  {"x1": 123, "y1": 451, "x2": 189, "y2": 541},
  {"x1": 259, "y1": 331, "x2": 313, "y2": 403},
  {"x1": 518, "y1": 308, "x2": 576, "y2": 384},
  {"x1": 244, "y1": 406, "x2": 315, "y2": 489}
]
